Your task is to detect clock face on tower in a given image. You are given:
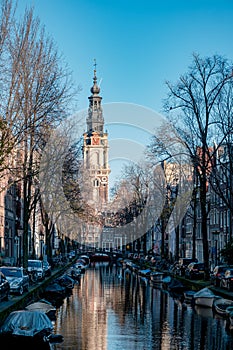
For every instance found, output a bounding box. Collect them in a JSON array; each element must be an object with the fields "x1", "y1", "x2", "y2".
[{"x1": 92, "y1": 136, "x2": 99, "y2": 145}]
